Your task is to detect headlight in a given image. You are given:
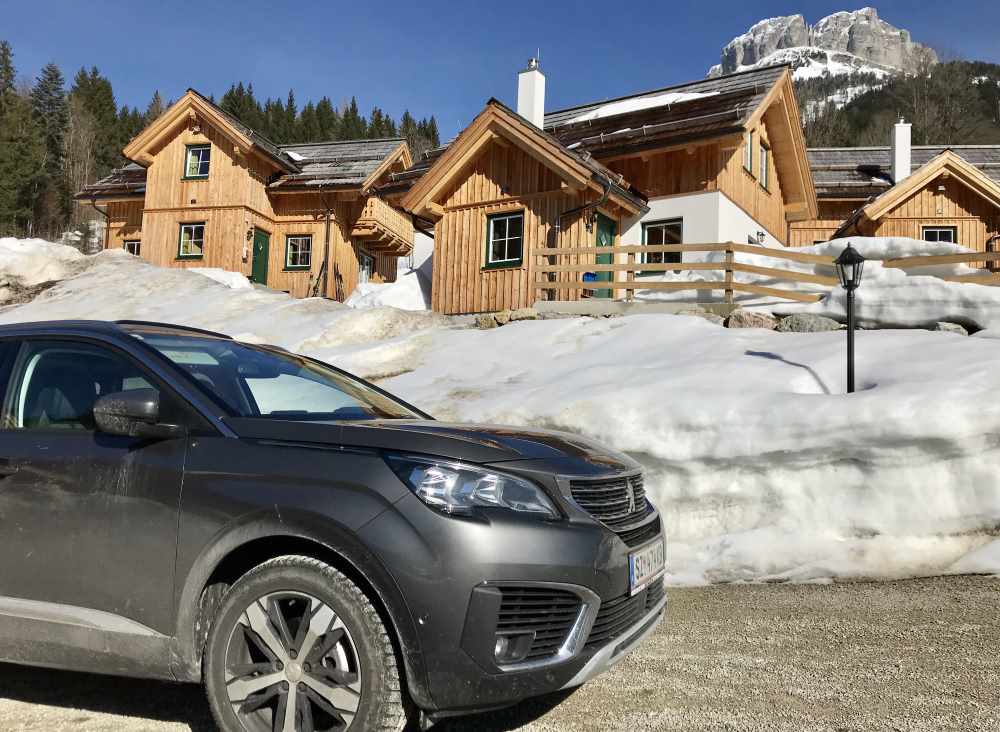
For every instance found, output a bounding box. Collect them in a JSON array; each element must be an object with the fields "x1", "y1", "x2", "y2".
[{"x1": 384, "y1": 455, "x2": 558, "y2": 519}]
